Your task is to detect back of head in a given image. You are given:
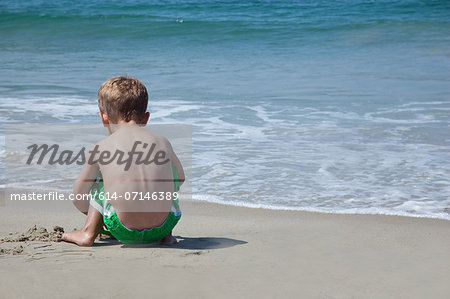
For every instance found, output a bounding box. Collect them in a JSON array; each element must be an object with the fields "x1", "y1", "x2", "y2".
[{"x1": 97, "y1": 76, "x2": 148, "y2": 123}]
